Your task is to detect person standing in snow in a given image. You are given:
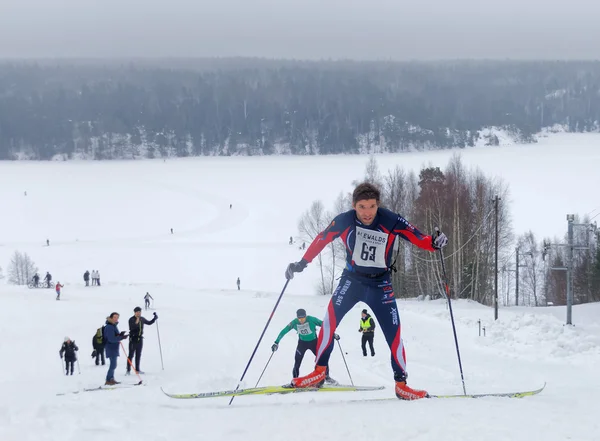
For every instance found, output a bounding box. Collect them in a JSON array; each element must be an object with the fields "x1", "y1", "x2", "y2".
[
  {"x1": 126, "y1": 307, "x2": 158, "y2": 375},
  {"x1": 103, "y1": 312, "x2": 128, "y2": 385},
  {"x1": 32, "y1": 273, "x2": 40, "y2": 287},
  {"x1": 92, "y1": 324, "x2": 106, "y2": 366},
  {"x1": 359, "y1": 309, "x2": 376, "y2": 357},
  {"x1": 271, "y1": 309, "x2": 336, "y2": 383},
  {"x1": 59, "y1": 337, "x2": 79, "y2": 375},
  {"x1": 83, "y1": 270, "x2": 90, "y2": 287},
  {"x1": 96, "y1": 270, "x2": 101, "y2": 286},
  {"x1": 236, "y1": 277, "x2": 241, "y2": 290},
  {"x1": 284, "y1": 182, "x2": 448, "y2": 400},
  {"x1": 91, "y1": 270, "x2": 97, "y2": 286},
  {"x1": 144, "y1": 292, "x2": 154, "y2": 310},
  {"x1": 55, "y1": 282, "x2": 64, "y2": 300}
]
